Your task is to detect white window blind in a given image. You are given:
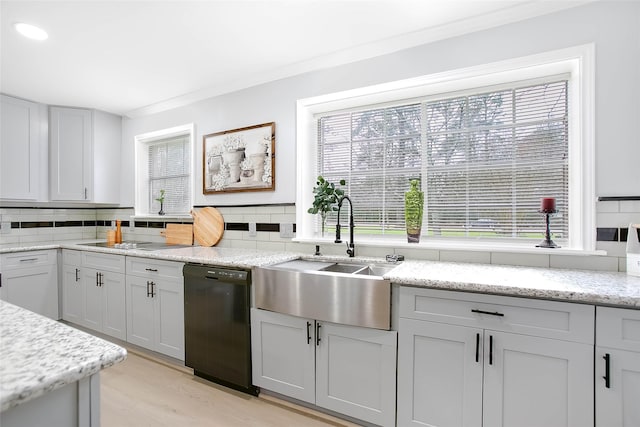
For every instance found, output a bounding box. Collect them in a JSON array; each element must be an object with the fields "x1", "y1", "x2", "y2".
[
  {"x1": 148, "y1": 135, "x2": 191, "y2": 215},
  {"x1": 317, "y1": 79, "x2": 569, "y2": 242}
]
